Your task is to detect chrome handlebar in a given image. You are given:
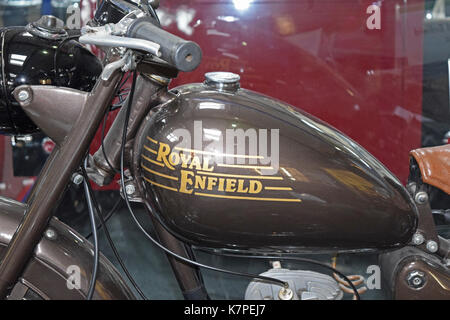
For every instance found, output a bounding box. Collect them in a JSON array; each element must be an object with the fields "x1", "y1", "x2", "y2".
[{"x1": 79, "y1": 10, "x2": 202, "y2": 73}]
